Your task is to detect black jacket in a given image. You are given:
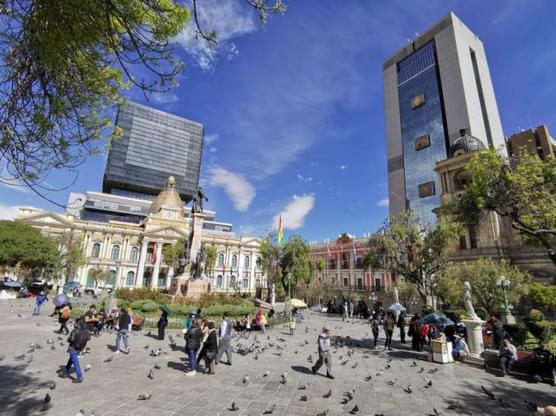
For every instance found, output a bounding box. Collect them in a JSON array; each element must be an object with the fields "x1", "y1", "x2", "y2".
[
  {"x1": 204, "y1": 329, "x2": 218, "y2": 353},
  {"x1": 118, "y1": 313, "x2": 131, "y2": 330},
  {"x1": 185, "y1": 326, "x2": 203, "y2": 351}
]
